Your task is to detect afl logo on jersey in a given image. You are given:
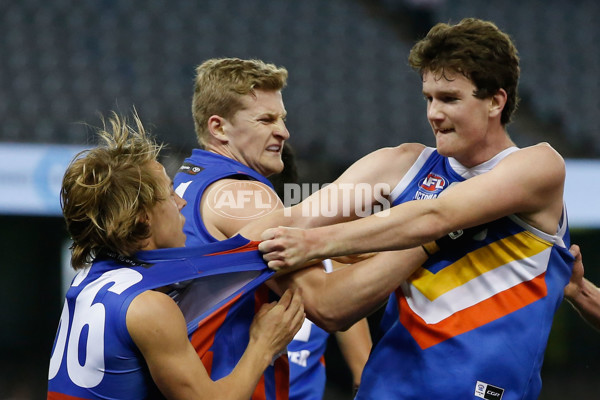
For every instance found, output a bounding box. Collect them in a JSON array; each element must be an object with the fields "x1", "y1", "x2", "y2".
[{"x1": 415, "y1": 173, "x2": 446, "y2": 199}]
